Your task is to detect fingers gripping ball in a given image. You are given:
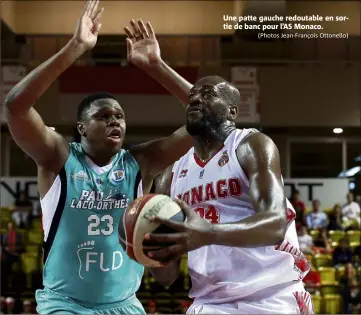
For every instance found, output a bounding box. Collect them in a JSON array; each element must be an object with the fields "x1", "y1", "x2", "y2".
[{"x1": 118, "y1": 194, "x2": 185, "y2": 267}]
